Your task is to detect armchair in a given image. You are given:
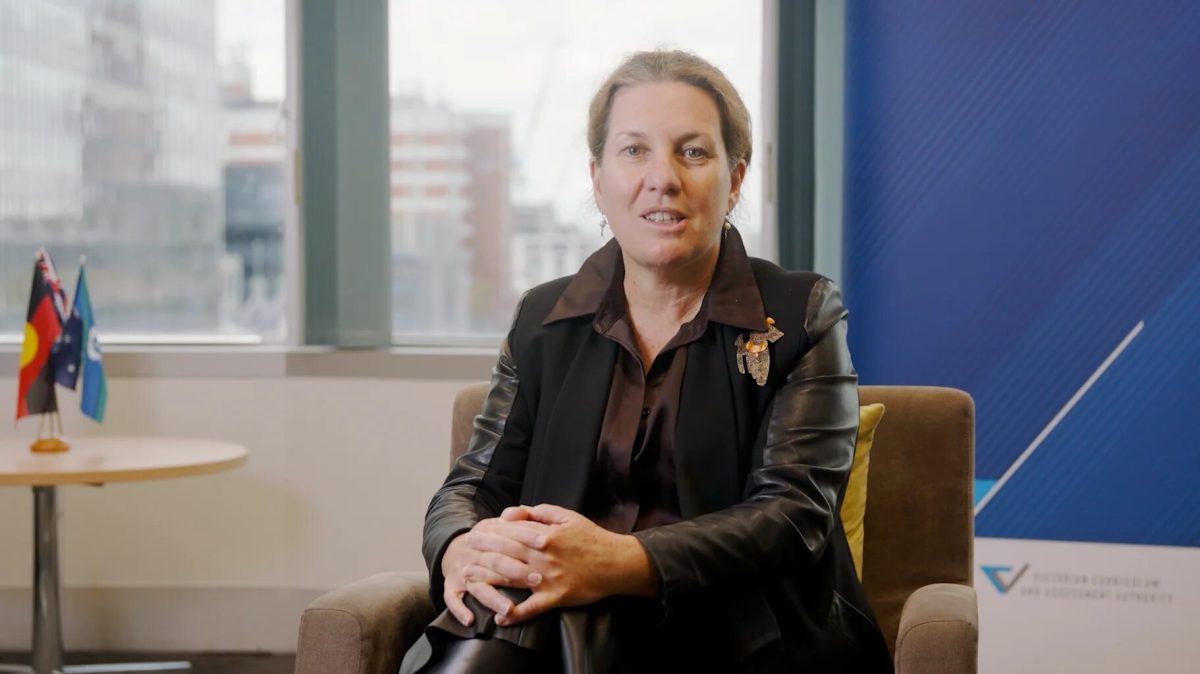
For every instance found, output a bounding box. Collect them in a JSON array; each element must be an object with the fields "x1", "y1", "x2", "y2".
[{"x1": 295, "y1": 385, "x2": 978, "y2": 673}]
